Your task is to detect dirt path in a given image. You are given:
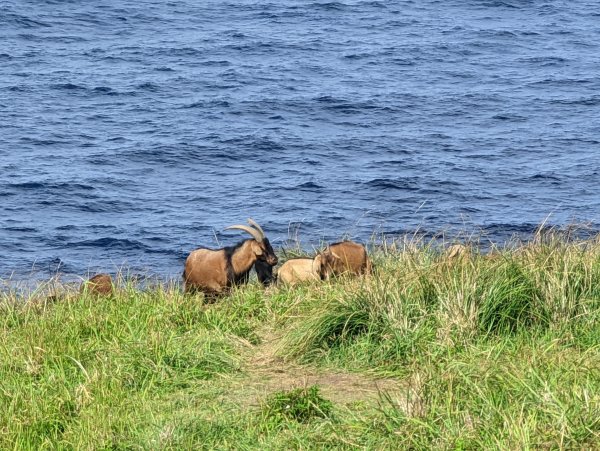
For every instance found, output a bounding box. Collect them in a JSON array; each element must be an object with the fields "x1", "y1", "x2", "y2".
[{"x1": 232, "y1": 327, "x2": 403, "y2": 407}]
